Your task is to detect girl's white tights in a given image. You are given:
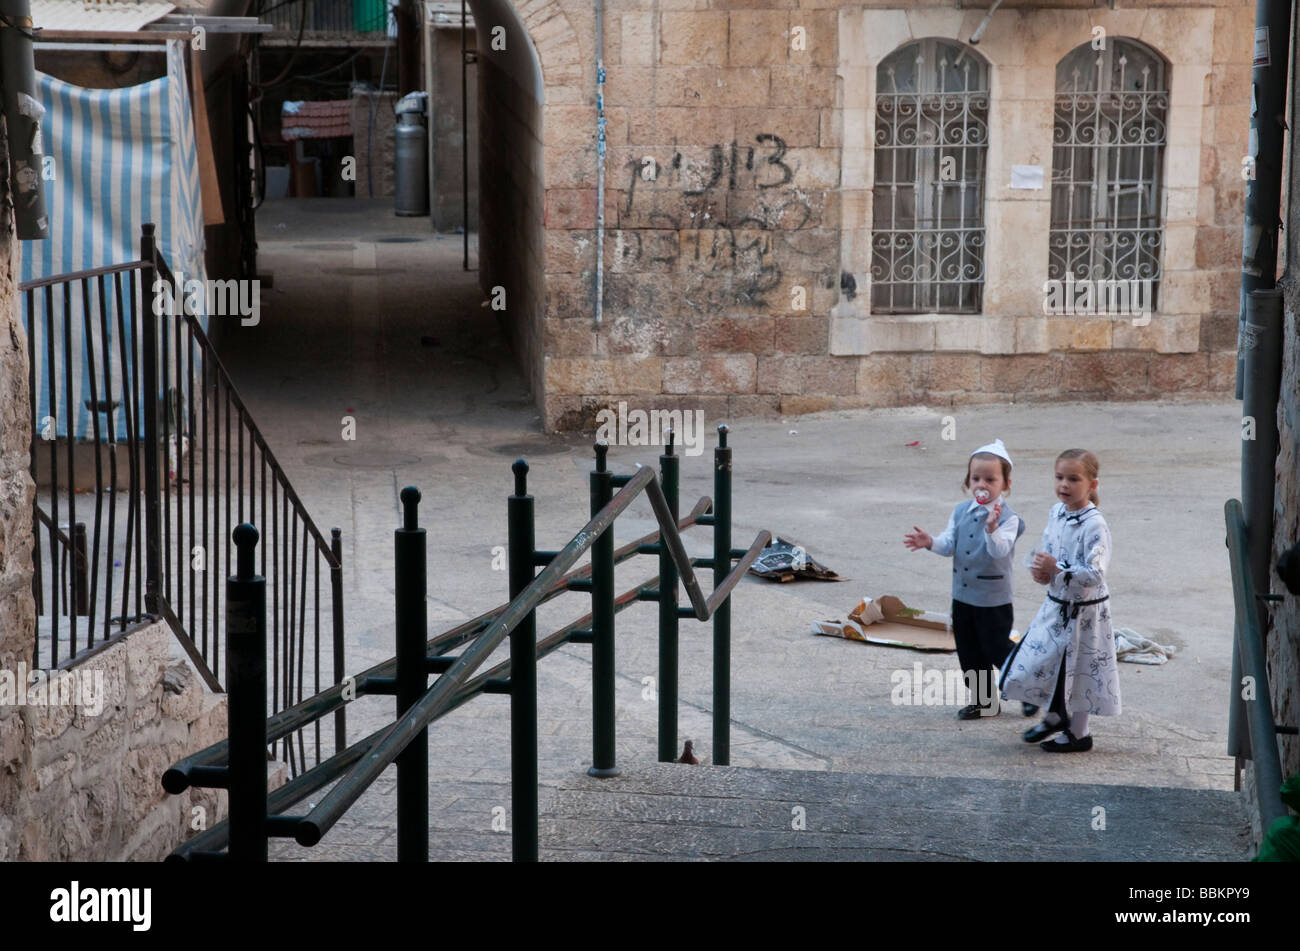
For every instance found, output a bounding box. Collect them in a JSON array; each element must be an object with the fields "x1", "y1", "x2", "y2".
[{"x1": 1051, "y1": 711, "x2": 1090, "y2": 743}]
